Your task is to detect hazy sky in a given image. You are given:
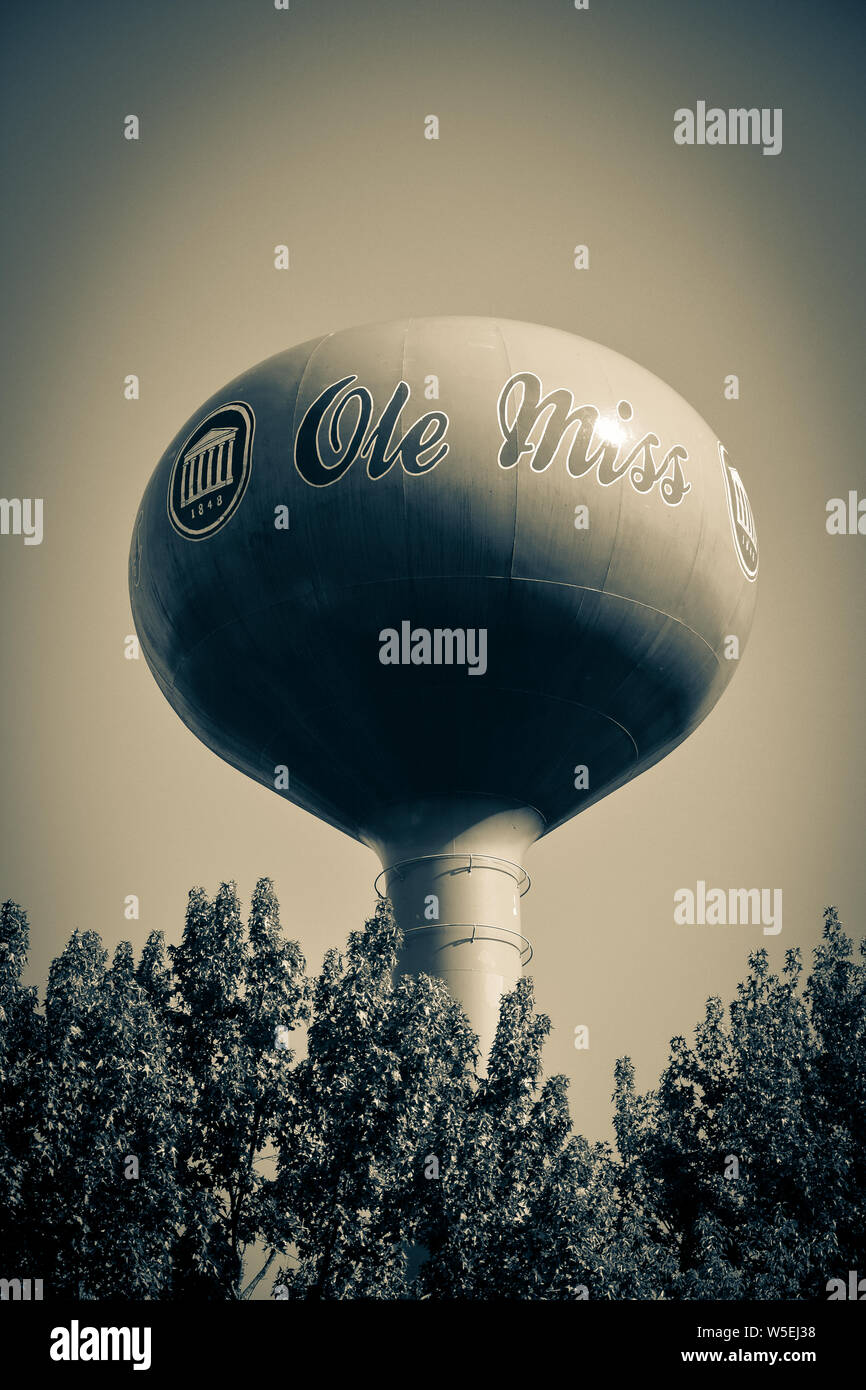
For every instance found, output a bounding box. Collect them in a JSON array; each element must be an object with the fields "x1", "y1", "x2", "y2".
[{"x1": 1, "y1": 0, "x2": 864, "y2": 1142}]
